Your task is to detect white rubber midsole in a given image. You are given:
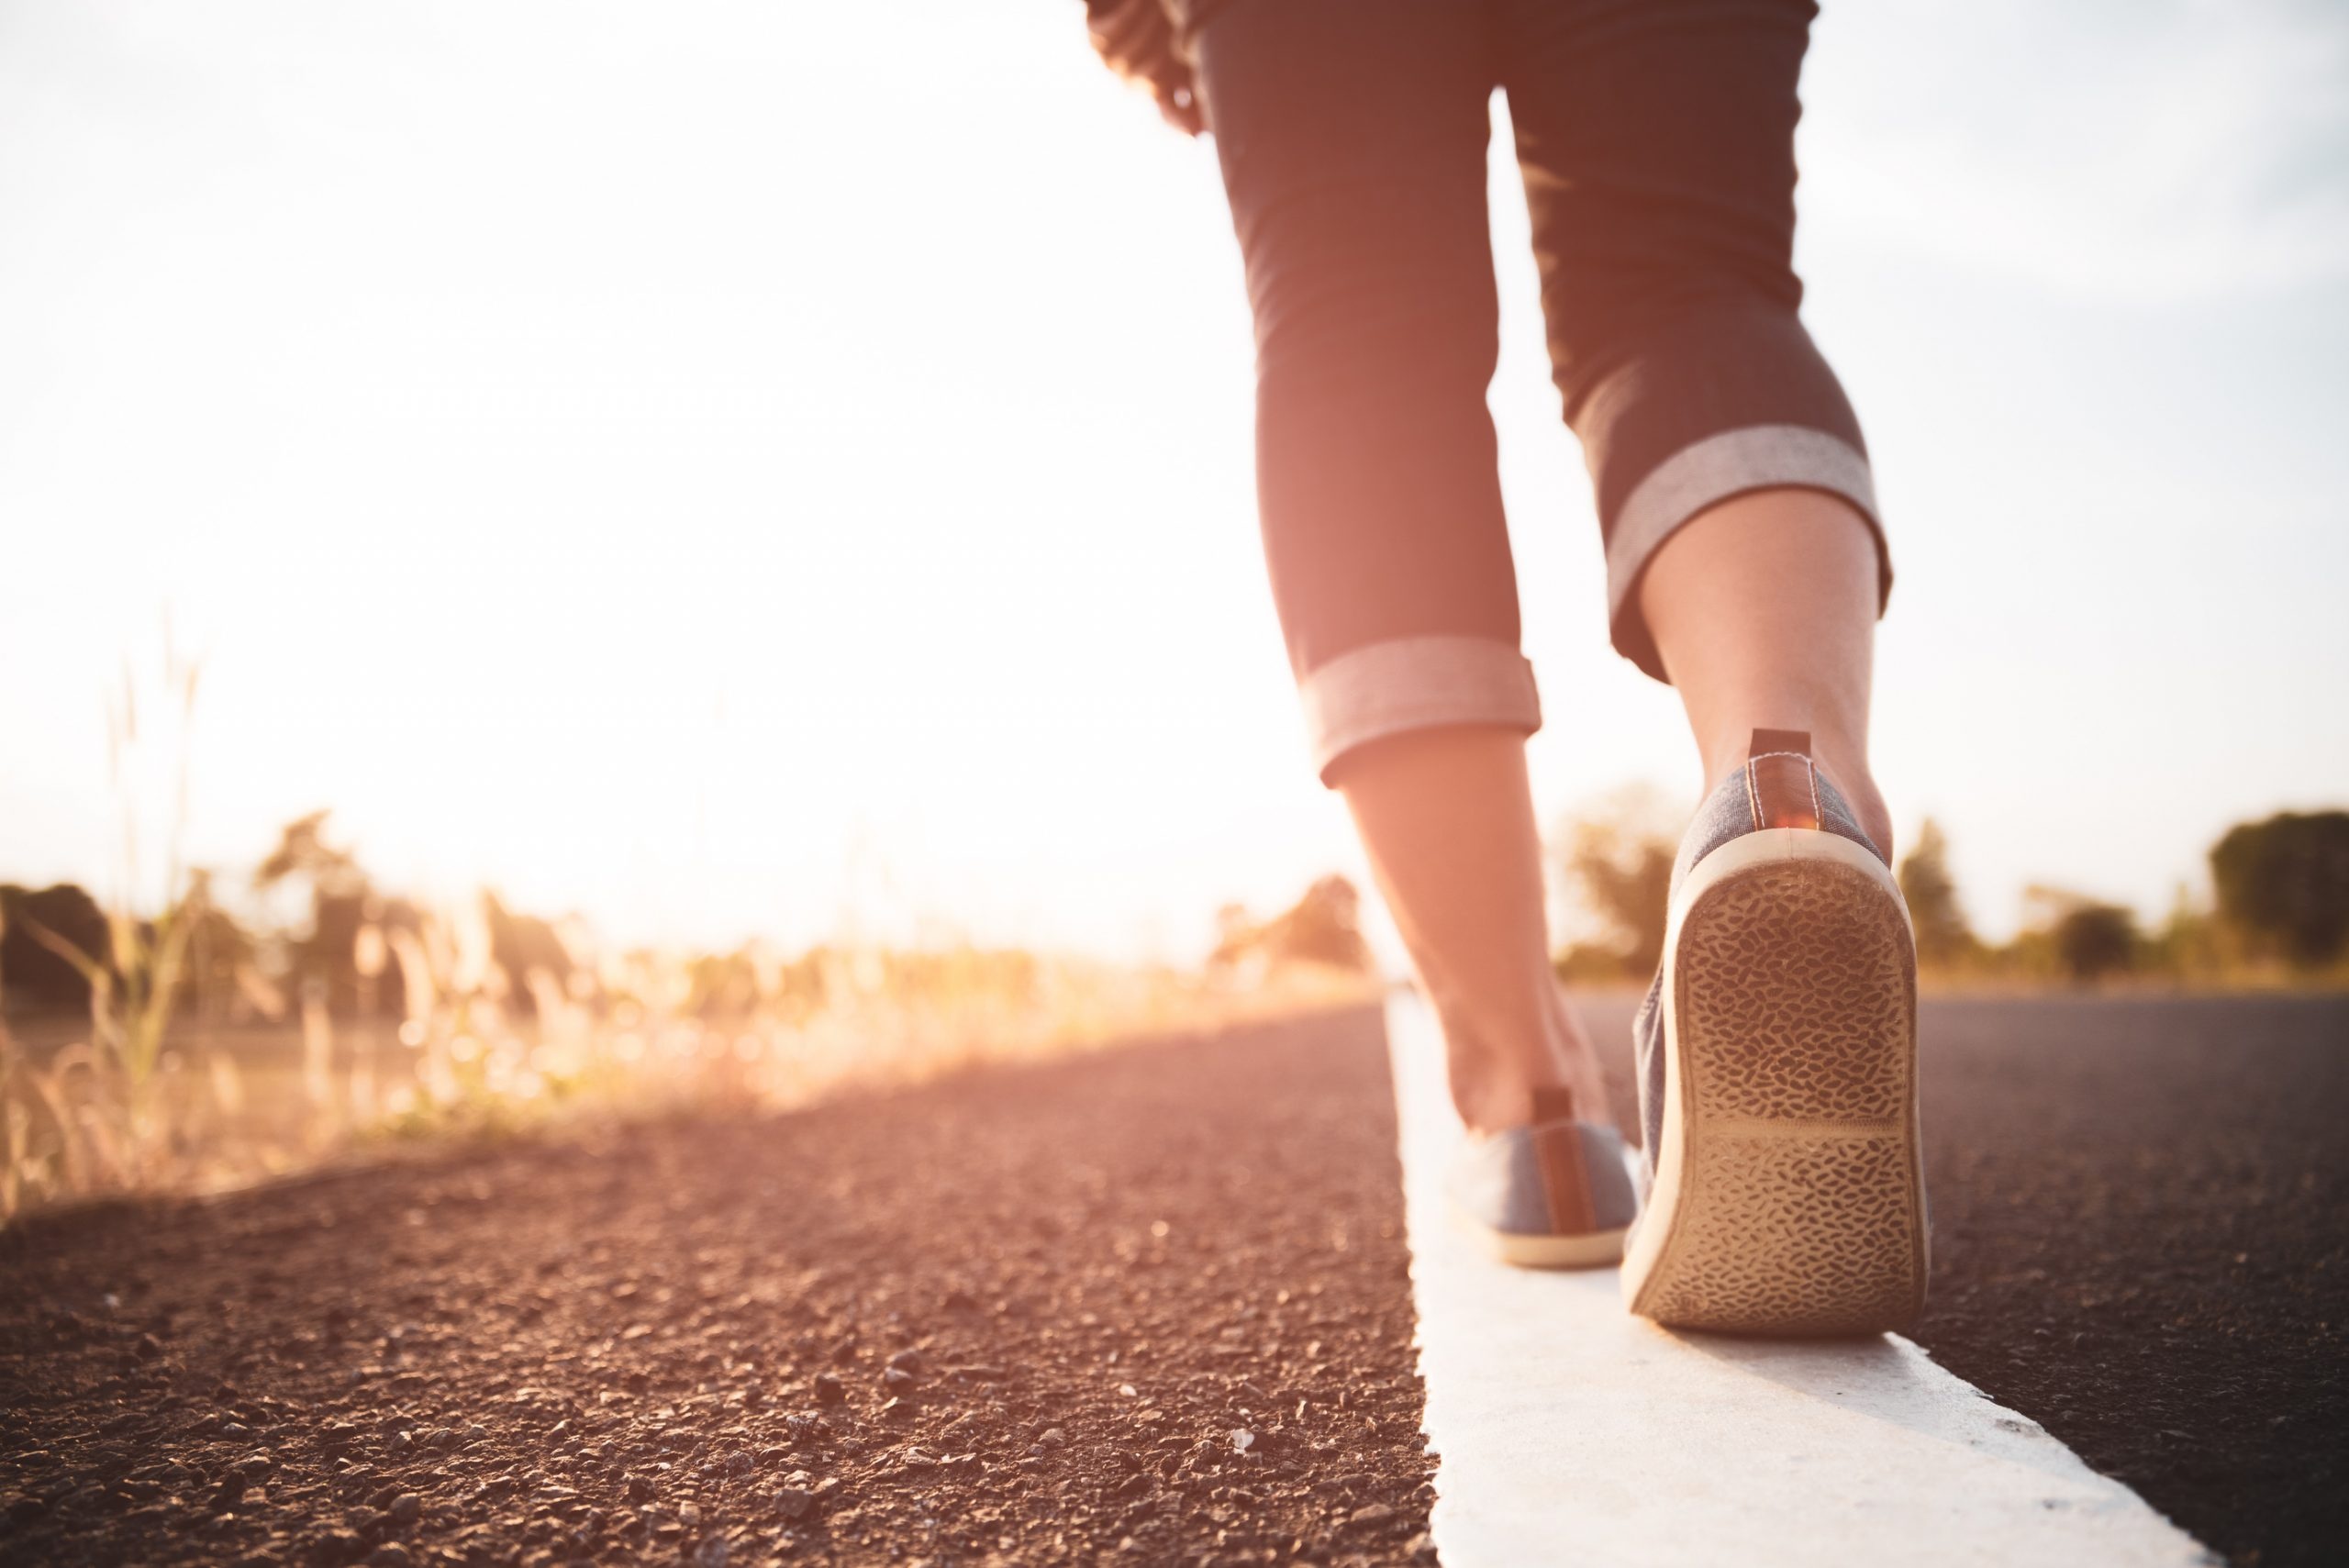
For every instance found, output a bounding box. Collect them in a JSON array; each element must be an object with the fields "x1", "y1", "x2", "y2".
[{"x1": 1453, "y1": 1207, "x2": 1629, "y2": 1269}]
